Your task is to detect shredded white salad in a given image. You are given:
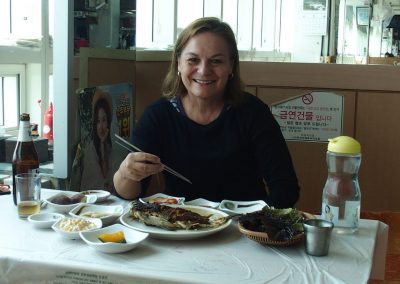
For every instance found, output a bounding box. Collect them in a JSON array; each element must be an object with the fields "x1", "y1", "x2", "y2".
[{"x1": 57, "y1": 218, "x2": 97, "y2": 232}]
